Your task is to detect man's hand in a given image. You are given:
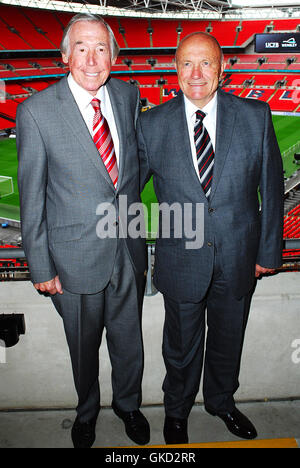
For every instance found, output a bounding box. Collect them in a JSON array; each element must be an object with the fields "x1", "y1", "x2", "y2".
[
  {"x1": 34, "y1": 275, "x2": 63, "y2": 295},
  {"x1": 255, "y1": 264, "x2": 275, "y2": 278}
]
